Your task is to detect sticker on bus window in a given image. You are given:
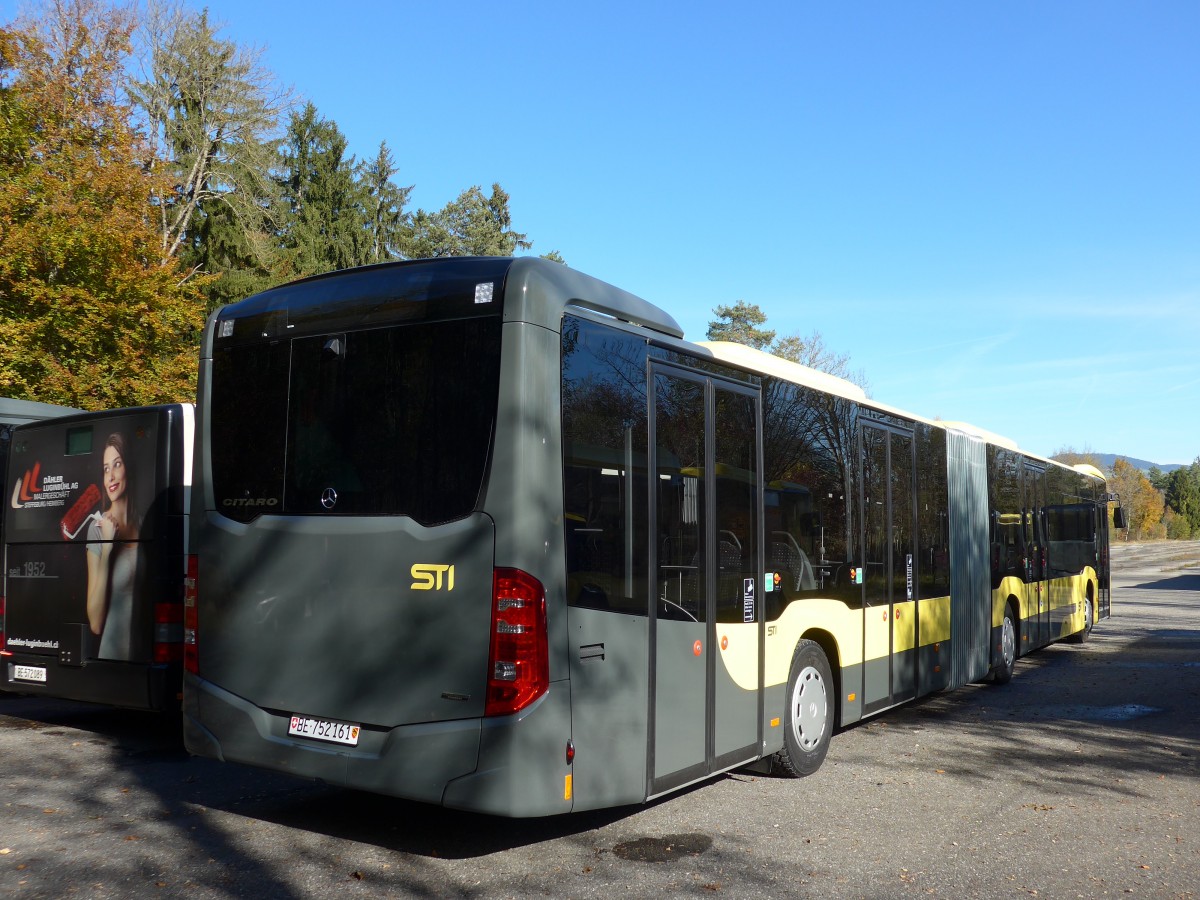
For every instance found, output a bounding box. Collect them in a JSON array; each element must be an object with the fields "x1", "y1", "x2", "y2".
[{"x1": 743, "y1": 578, "x2": 755, "y2": 622}]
